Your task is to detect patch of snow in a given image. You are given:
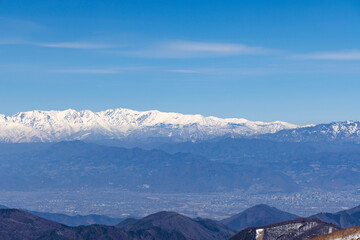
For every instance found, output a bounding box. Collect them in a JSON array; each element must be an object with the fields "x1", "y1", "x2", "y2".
[{"x1": 256, "y1": 228, "x2": 264, "y2": 240}]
